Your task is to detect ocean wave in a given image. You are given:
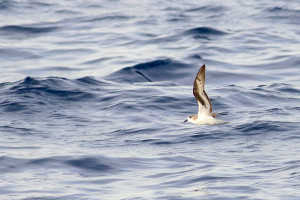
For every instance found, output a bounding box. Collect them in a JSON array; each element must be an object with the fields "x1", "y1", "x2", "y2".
[
  {"x1": 0, "y1": 0, "x2": 53, "y2": 11},
  {"x1": 0, "y1": 25, "x2": 57, "y2": 34},
  {"x1": 266, "y1": 6, "x2": 300, "y2": 14},
  {"x1": 185, "y1": 5, "x2": 227, "y2": 13},
  {"x1": 258, "y1": 6, "x2": 300, "y2": 24},
  {"x1": 3, "y1": 77, "x2": 97, "y2": 104},
  {"x1": 184, "y1": 26, "x2": 228, "y2": 35},
  {"x1": 82, "y1": 15, "x2": 131, "y2": 23},
  {"x1": 106, "y1": 59, "x2": 192, "y2": 84},
  {"x1": 0, "y1": 155, "x2": 164, "y2": 175},
  {"x1": 0, "y1": 156, "x2": 116, "y2": 174},
  {"x1": 0, "y1": 48, "x2": 39, "y2": 61},
  {"x1": 235, "y1": 120, "x2": 286, "y2": 135},
  {"x1": 0, "y1": 0, "x2": 16, "y2": 10}
]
